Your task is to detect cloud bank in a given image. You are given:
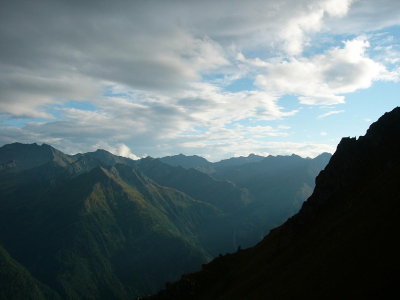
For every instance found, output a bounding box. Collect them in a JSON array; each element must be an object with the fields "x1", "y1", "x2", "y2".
[{"x1": 1, "y1": 0, "x2": 399, "y2": 159}]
